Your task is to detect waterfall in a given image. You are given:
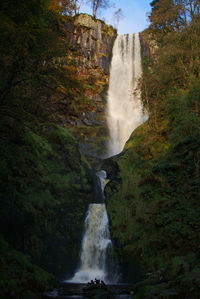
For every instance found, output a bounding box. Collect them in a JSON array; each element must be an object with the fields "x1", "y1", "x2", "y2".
[
  {"x1": 68, "y1": 171, "x2": 113, "y2": 283},
  {"x1": 107, "y1": 33, "x2": 147, "y2": 157},
  {"x1": 67, "y1": 33, "x2": 146, "y2": 286}
]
